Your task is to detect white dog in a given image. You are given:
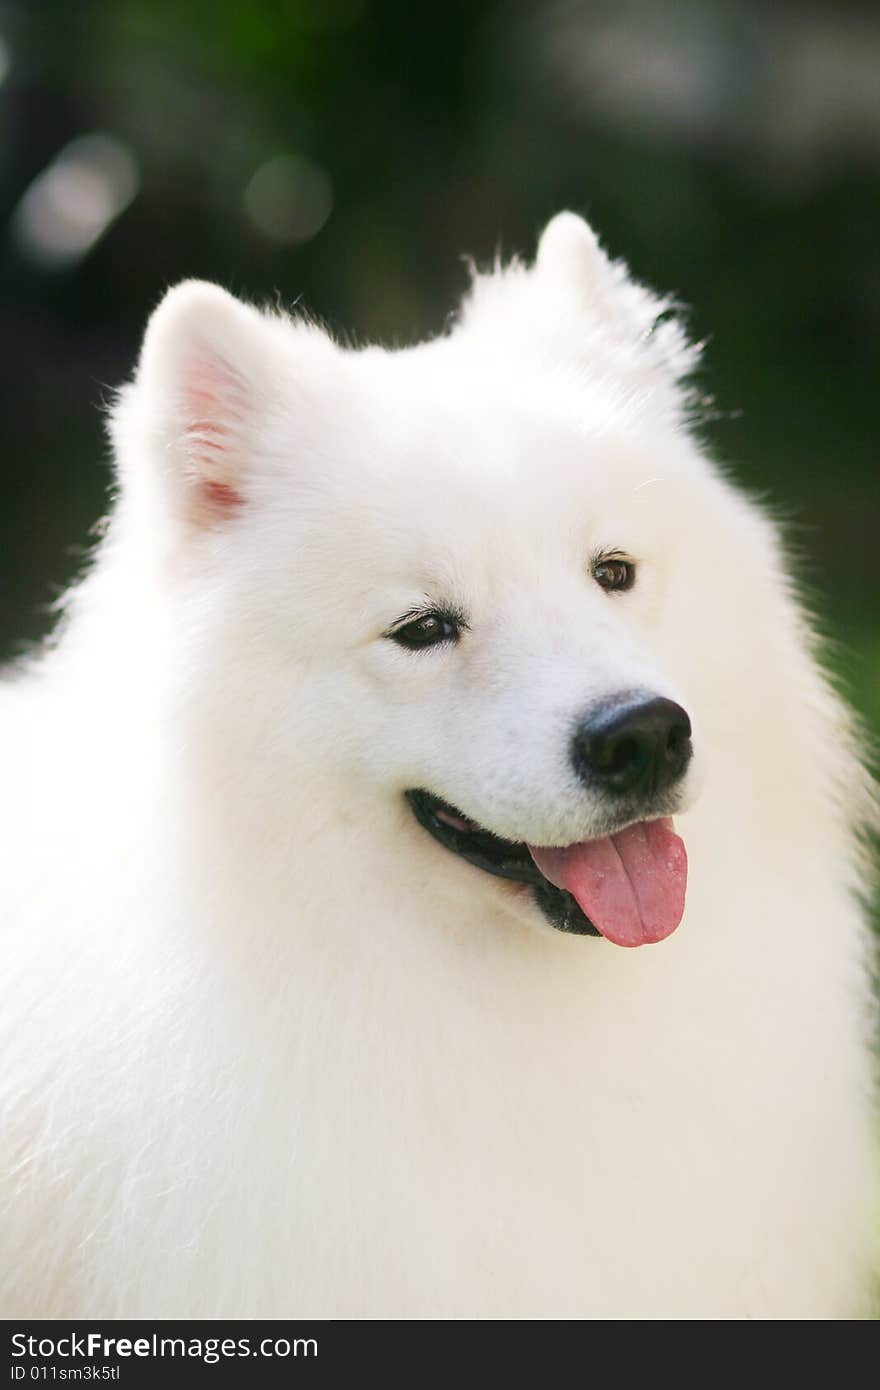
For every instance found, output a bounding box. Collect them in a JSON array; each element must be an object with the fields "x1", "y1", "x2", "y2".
[{"x1": 1, "y1": 213, "x2": 875, "y2": 1319}]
